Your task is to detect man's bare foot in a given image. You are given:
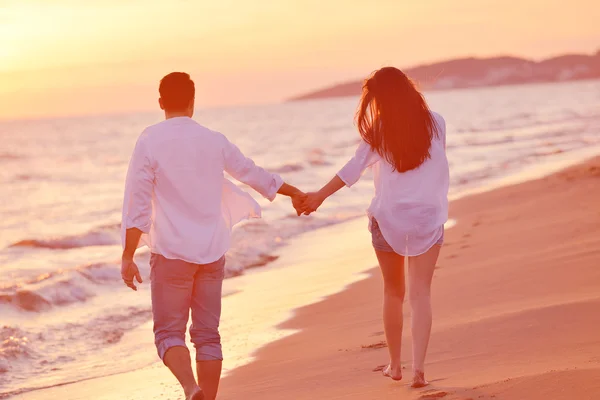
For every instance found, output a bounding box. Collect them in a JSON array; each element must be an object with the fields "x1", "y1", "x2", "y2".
[
  {"x1": 186, "y1": 388, "x2": 204, "y2": 400},
  {"x1": 382, "y1": 364, "x2": 403, "y2": 381},
  {"x1": 411, "y1": 370, "x2": 429, "y2": 388}
]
